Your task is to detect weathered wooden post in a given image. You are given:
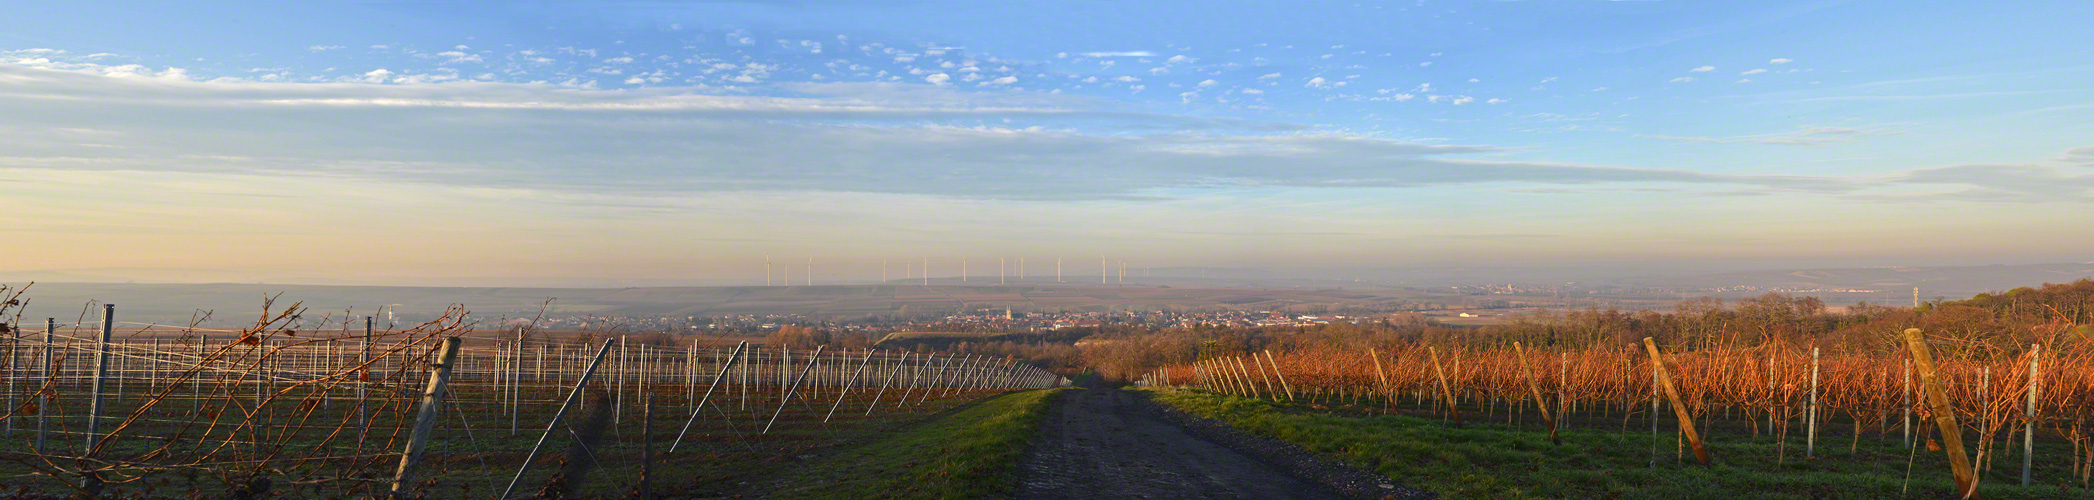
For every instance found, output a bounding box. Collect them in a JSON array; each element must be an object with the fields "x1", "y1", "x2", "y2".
[
  {"x1": 1226, "y1": 357, "x2": 1249, "y2": 397},
  {"x1": 1209, "y1": 360, "x2": 1222, "y2": 393},
  {"x1": 37, "y1": 318, "x2": 51, "y2": 453},
  {"x1": 1231, "y1": 357, "x2": 1262, "y2": 399},
  {"x1": 1368, "y1": 347, "x2": 1390, "y2": 407},
  {"x1": 1264, "y1": 350, "x2": 1294, "y2": 402},
  {"x1": 361, "y1": 316, "x2": 372, "y2": 429},
  {"x1": 86, "y1": 304, "x2": 114, "y2": 454},
  {"x1": 1514, "y1": 342, "x2": 1558, "y2": 444},
  {"x1": 1231, "y1": 355, "x2": 1248, "y2": 397},
  {"x1": 1251, "y1": 354, "x2": 1278, "y2": 401},
  {"x1": 1642, "y1": 337, "x2": 1710, "y2": 466},
  {"x1": 1202, "y1": 359, "x2": 1219, "y2": 394},
  {"x1": 1, "y1": 318, "x2": 15, "y2": 437},
  {"x1": 1428, "y1": 346, "x2": 1460, "y2": 424},
  {"x1": 3, "y1": 320, "x2": 13, "y2": 437},
  {"x1": 1903, "y1": 328, "x2": 1980, "y2": 498},
  {"x1": 513, "y1": 327, "x2": 525, "y2": 436},
  {"x1": 388, "y1": 337, "x2": 463, "y2": 499}
]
